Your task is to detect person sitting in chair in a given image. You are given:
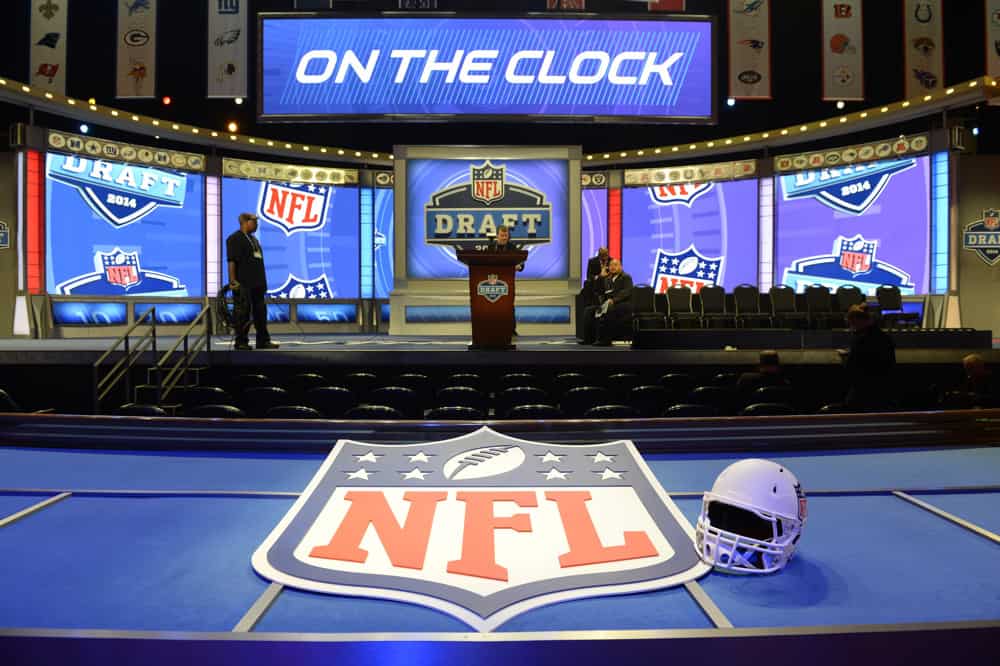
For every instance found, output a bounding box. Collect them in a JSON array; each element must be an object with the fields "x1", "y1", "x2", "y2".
[{"x1": 593, "y1": 258, "x2": 633, "y2": 346}]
